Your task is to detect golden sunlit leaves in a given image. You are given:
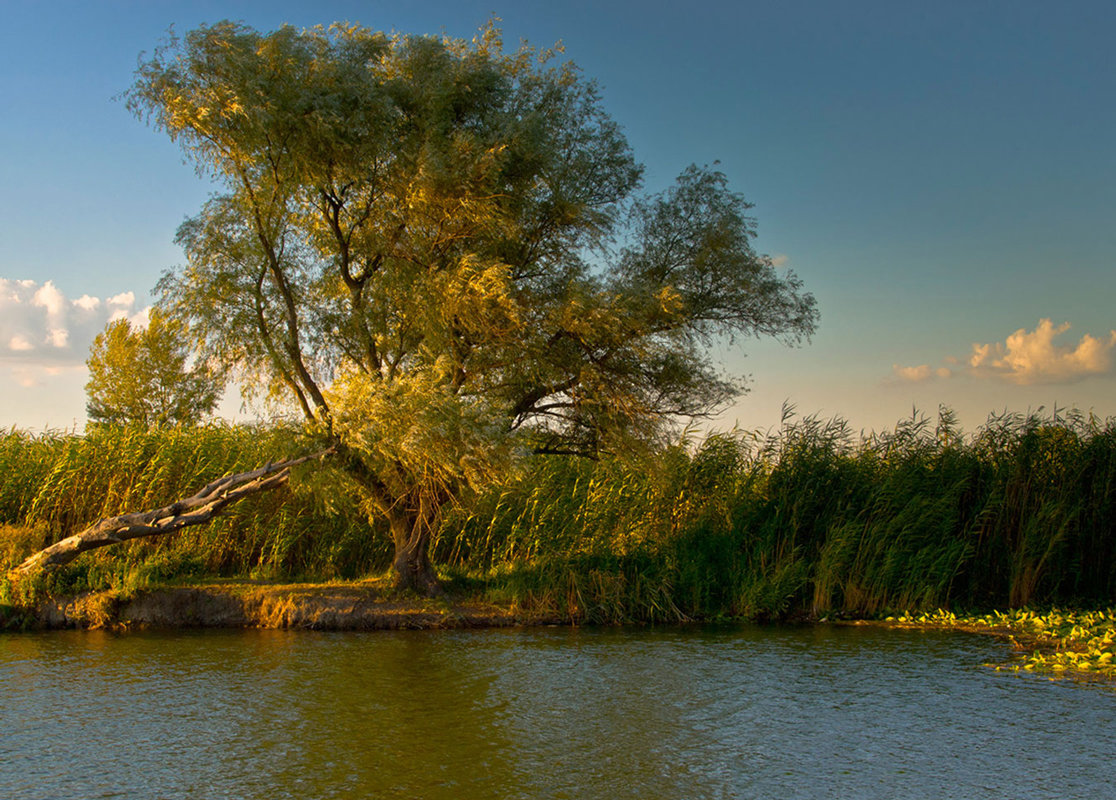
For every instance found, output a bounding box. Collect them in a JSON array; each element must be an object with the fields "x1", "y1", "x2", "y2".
[
  {"x1": 326, "y1": 368, "x2": 517, "y2": 512},
  {"x1": 131, "y1": 18, "x2": 814, "y2": 586},
  {"x1": 85, "y1": 309, "x2": 223, "y2": 428}
]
